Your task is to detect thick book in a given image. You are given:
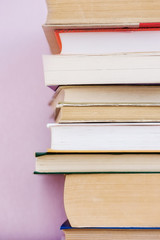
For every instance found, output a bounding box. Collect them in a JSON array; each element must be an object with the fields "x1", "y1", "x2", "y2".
[
  {"x1": 64, "y1": 174, "x2": 160, "y2": 227},
  {"x1": 61, "y1": 220, "x2": 160, "y2": 240},
  {"x1": 43, "y1": 52, "x2": 160, "y2": 85},
  {"x1": 47, "y1": 123, "x2": 160, "y2": 151},
  {"x1": 45, "y1": 0, "x2": 160, "y2": 25},
  {"x1": 35, "y1": 152, "x2": 160, "y2": 174},
  {"x1": 43, "y1": 0, "x2": 160, "y2": 53}
]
